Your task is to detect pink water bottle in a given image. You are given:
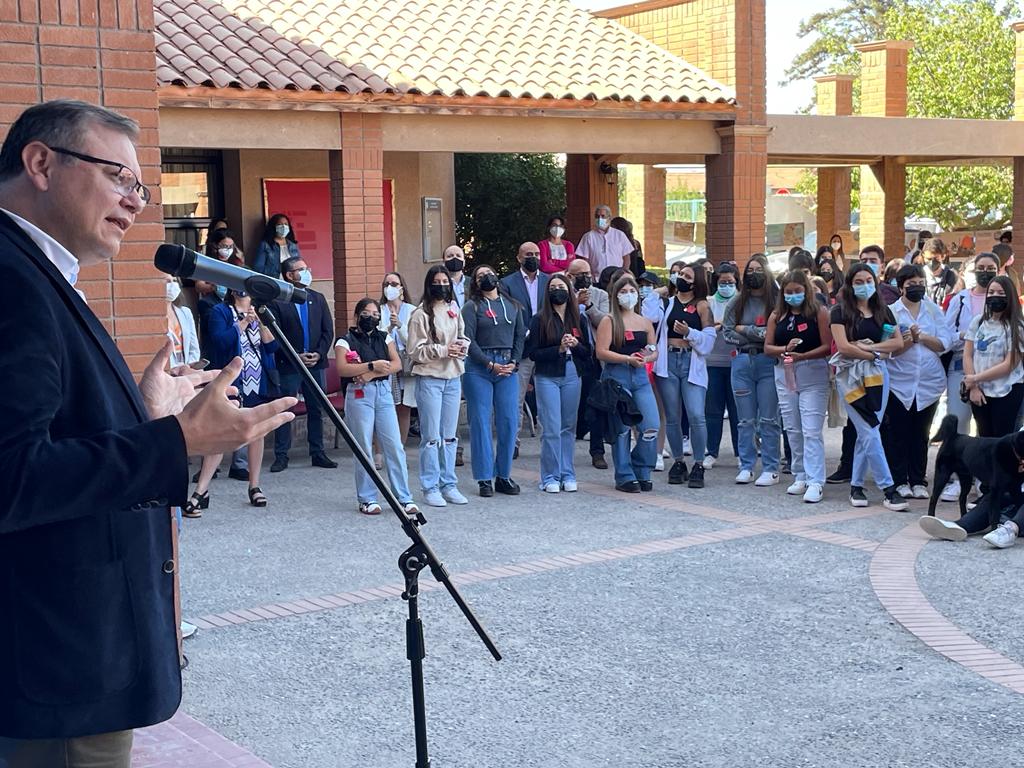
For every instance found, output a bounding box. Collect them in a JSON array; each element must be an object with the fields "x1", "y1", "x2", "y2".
[{"x1": 783, "y1": 354, "x2": 797, "y2": 392}]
